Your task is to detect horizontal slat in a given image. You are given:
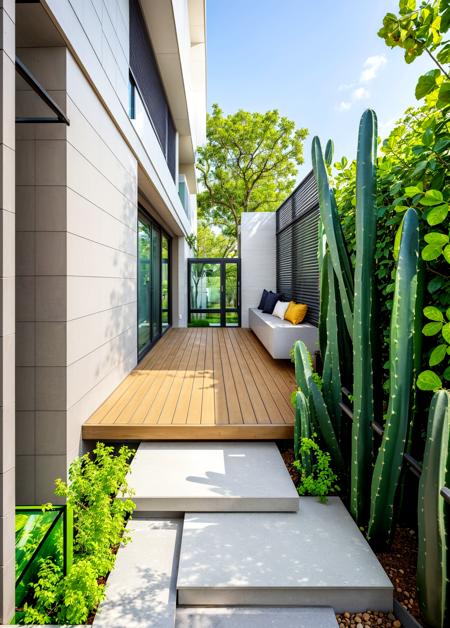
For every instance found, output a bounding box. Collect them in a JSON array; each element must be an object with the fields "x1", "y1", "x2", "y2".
[{"x1": 276, "y1": 171, "x2": 320, "y2": 326}]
